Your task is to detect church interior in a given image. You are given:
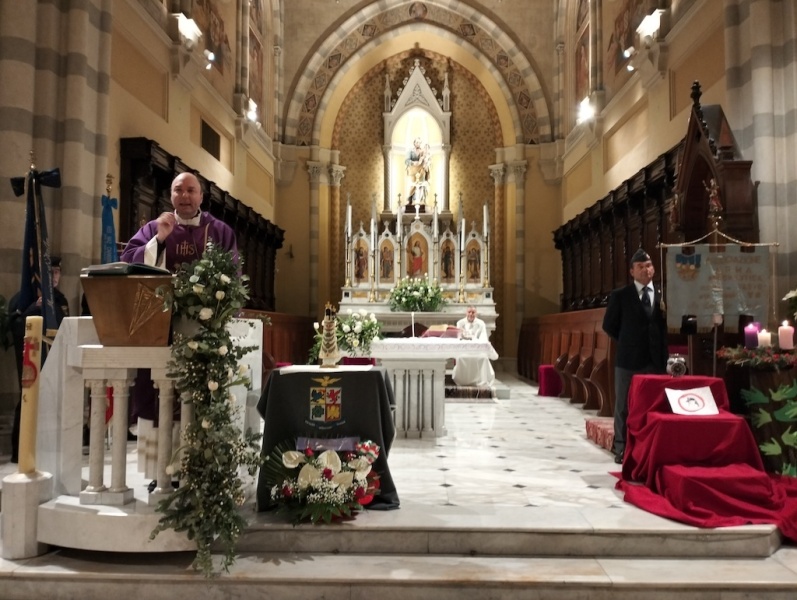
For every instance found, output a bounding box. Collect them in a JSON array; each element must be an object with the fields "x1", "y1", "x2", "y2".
[{"x1": 2, "y1": 0, "x2": 797, "y2": 596}]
